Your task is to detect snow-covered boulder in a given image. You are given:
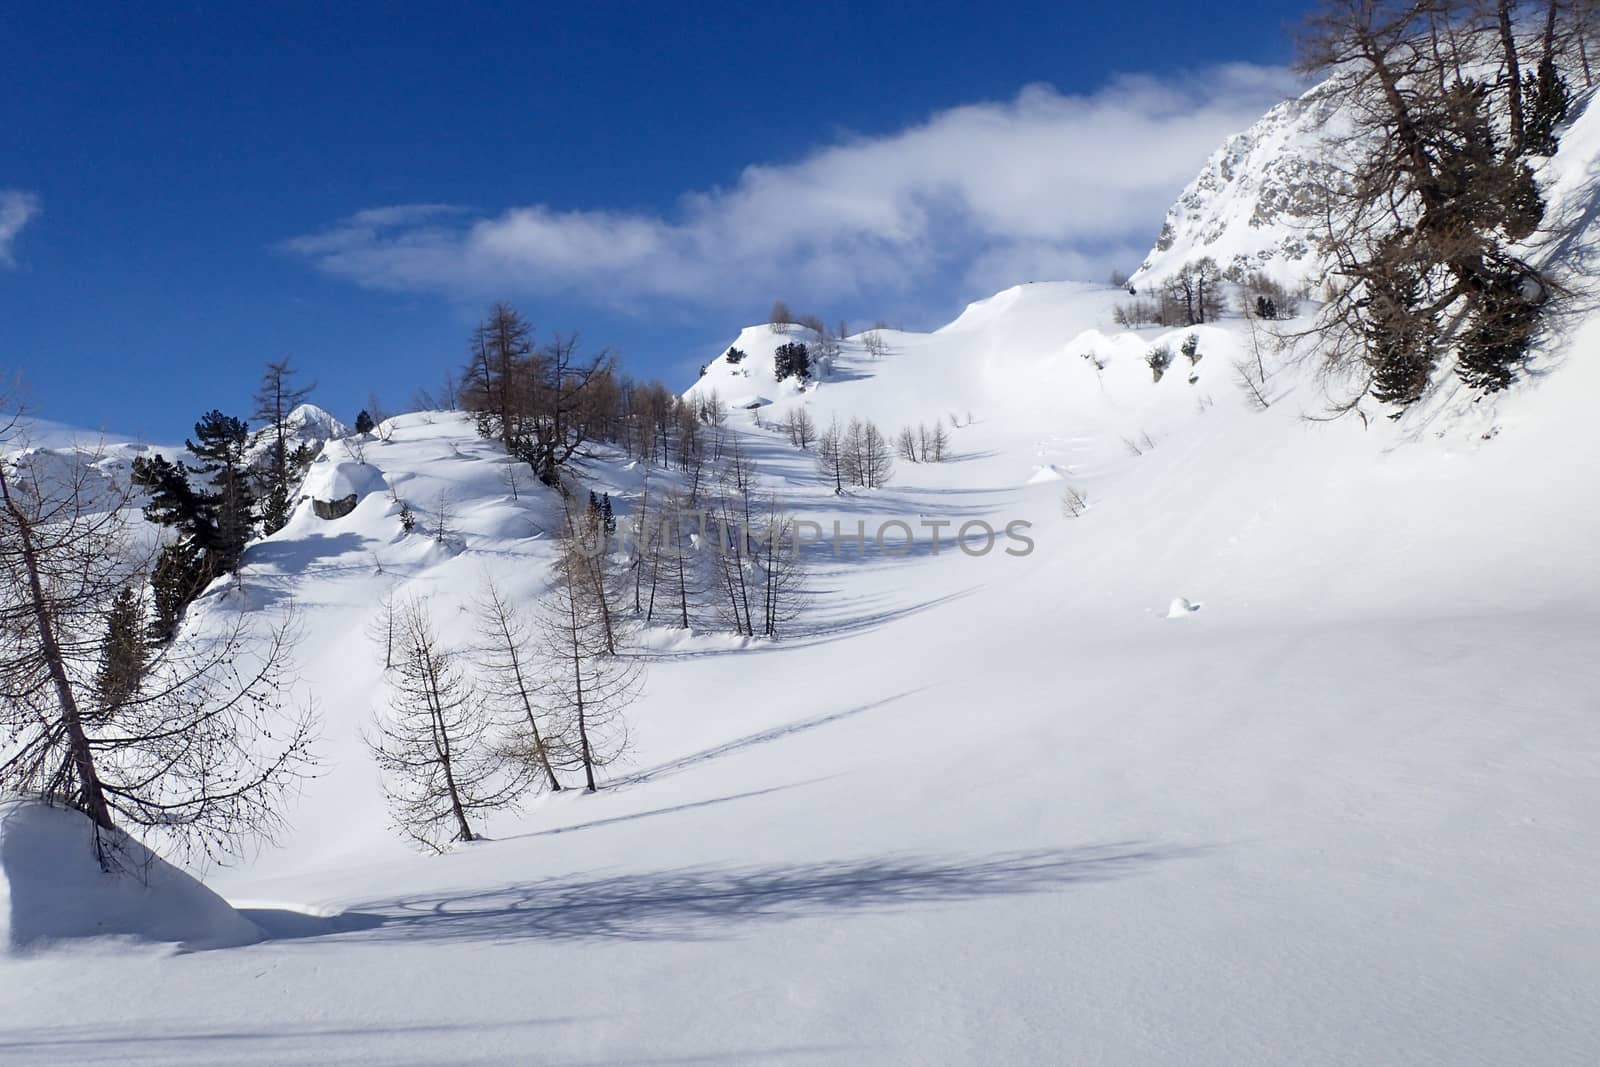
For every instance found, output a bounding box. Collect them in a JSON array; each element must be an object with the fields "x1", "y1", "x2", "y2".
[
  {"x1": 301, "y1": 458, "x2": 386, "y2": 519},
  {"x1": 0, "y1": 800, "x2": 261, "y2": 953}
]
